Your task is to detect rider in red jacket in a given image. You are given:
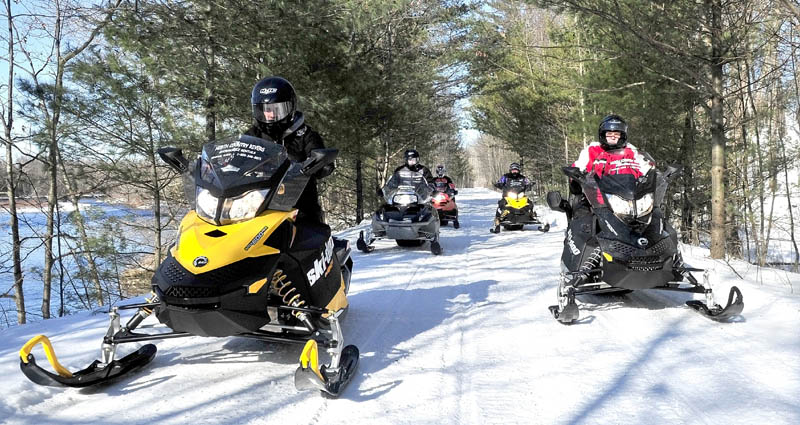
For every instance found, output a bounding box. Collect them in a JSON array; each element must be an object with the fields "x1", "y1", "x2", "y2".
[{"x1": 568, "y1": 115, "x2": 654, "y2": 219}]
